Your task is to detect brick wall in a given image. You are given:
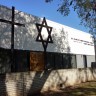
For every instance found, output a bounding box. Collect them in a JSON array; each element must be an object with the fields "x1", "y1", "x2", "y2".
[{"x1": 0, "y1": 68, "x2": 96, "y2": 96}]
